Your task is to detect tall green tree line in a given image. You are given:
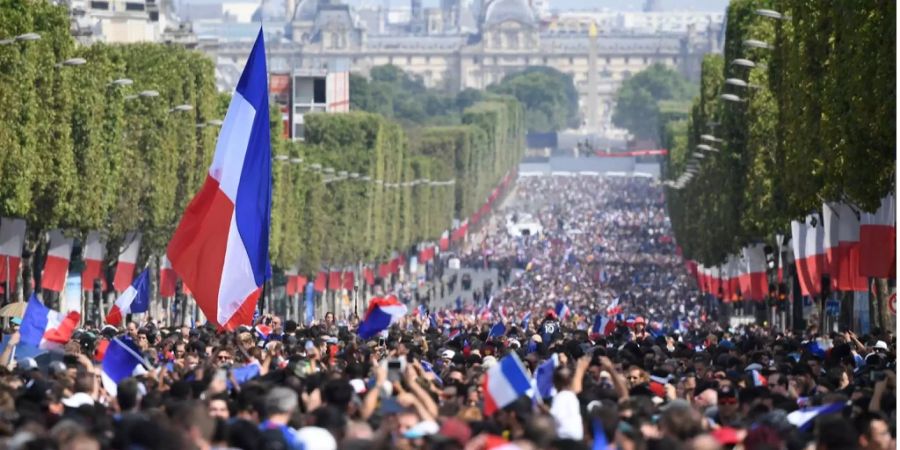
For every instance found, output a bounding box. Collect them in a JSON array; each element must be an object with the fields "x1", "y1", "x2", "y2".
[{"x1": 665, "y1": 0, "x2": 895, "y2": 267}]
